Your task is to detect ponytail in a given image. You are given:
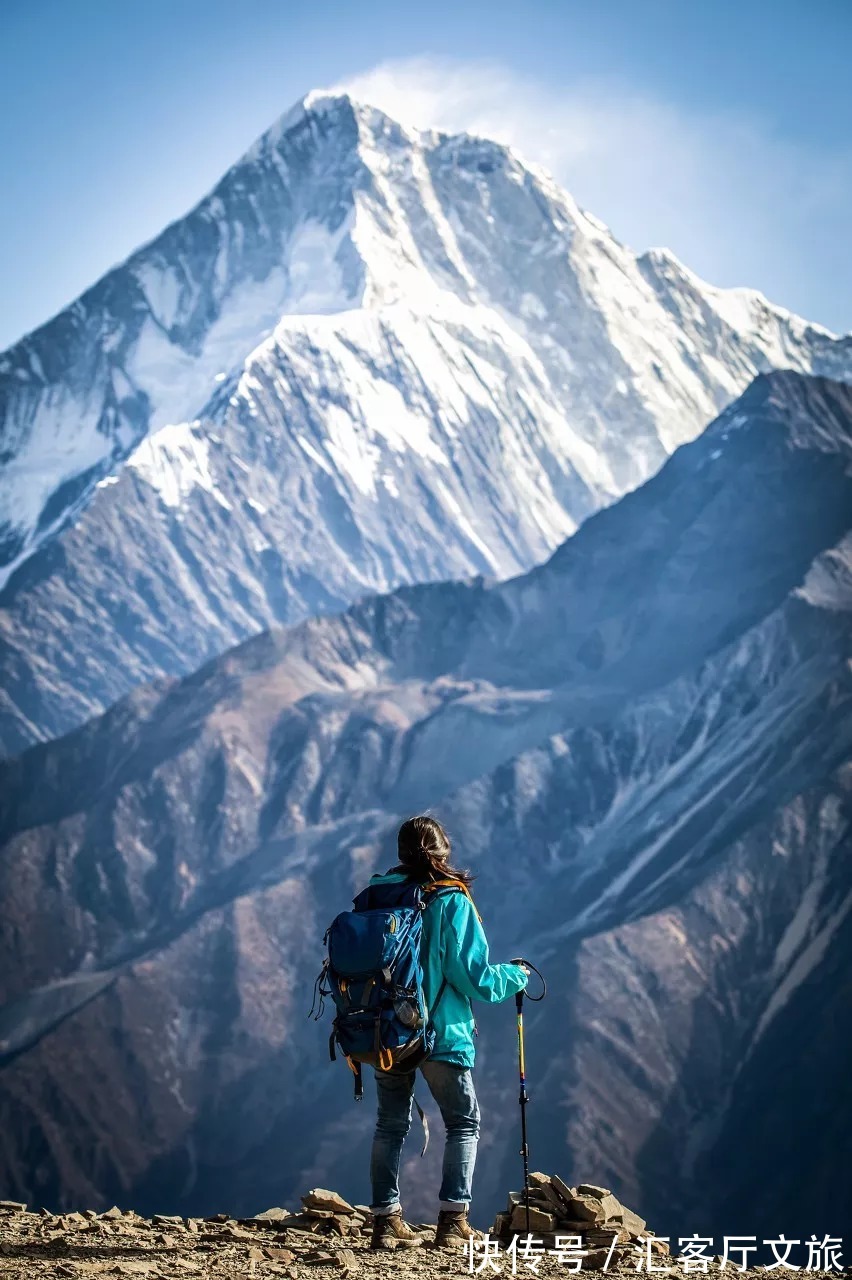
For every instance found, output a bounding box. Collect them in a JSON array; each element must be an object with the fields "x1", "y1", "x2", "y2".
[{"x1": 395, "y1": 815, "x2": 474, "y2": 888}]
